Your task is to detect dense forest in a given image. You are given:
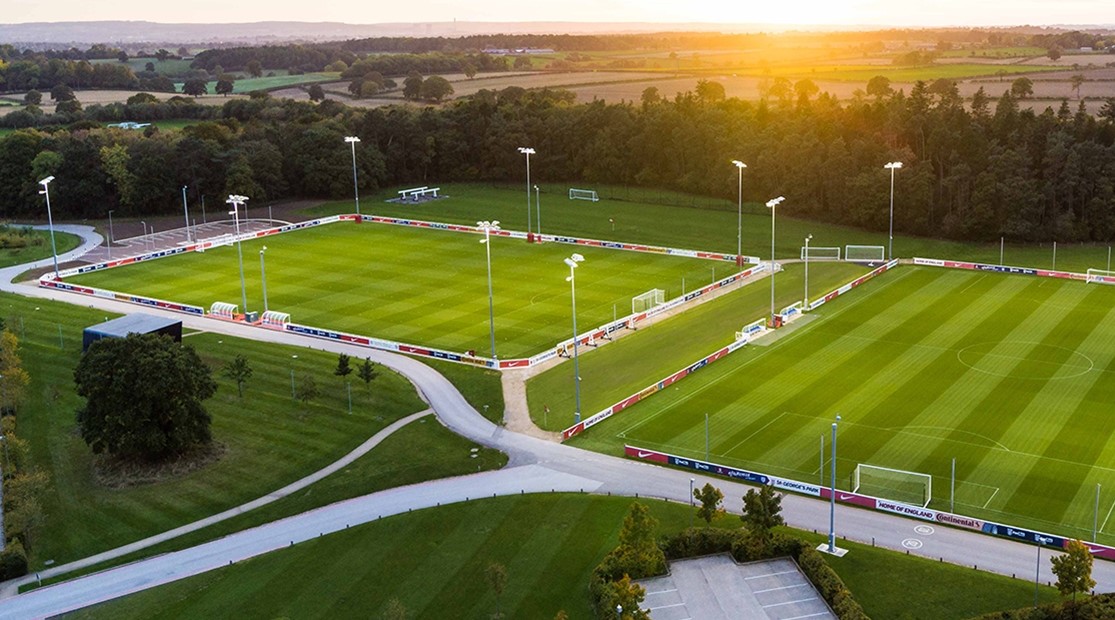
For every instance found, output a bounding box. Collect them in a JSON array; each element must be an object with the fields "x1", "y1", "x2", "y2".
[{"x1": 2, "y1": 81, "x2": 1115, "y2": 243}]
